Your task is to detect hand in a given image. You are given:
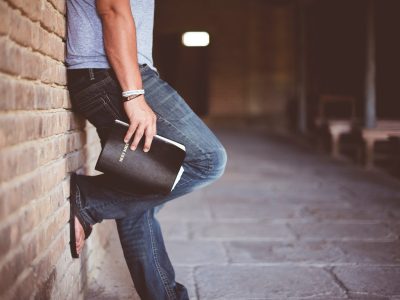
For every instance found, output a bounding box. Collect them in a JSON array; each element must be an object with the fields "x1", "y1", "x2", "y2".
[{"x1": 123, "y1": 95, "x2": 157, "y2": 152}]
